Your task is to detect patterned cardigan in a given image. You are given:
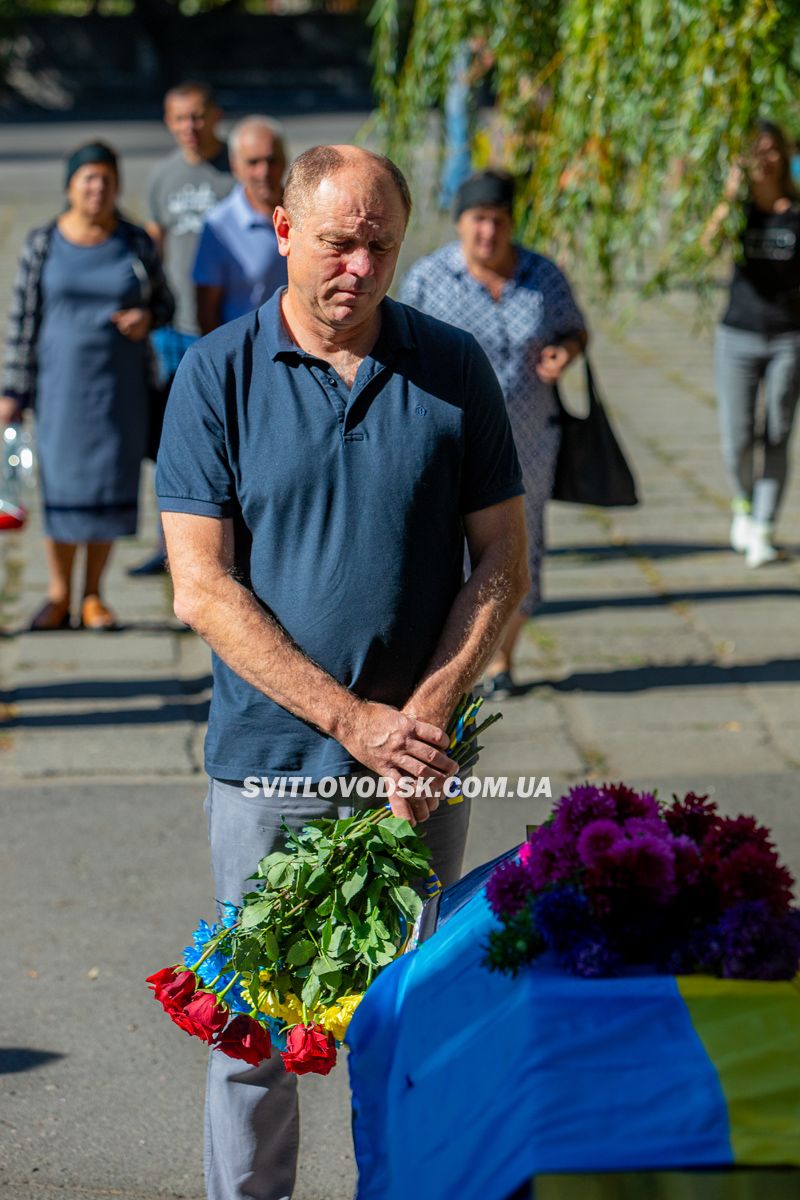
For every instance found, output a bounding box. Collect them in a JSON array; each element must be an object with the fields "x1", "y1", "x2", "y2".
[{"x1": 2, "y1": 216, "x2": 175, "y2": 409}]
